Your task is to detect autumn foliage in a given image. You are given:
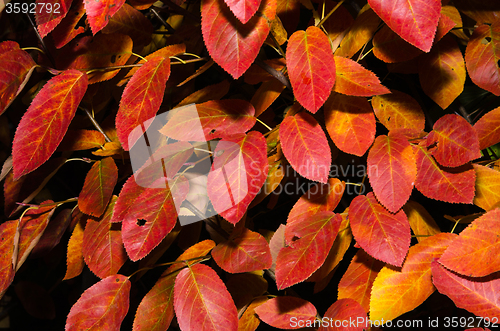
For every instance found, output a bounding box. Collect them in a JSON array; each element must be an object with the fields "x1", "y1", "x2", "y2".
[{"x1": 2, "y1": 0, "x2": 500, "y2": 330}]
